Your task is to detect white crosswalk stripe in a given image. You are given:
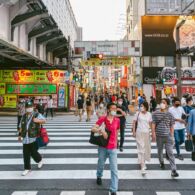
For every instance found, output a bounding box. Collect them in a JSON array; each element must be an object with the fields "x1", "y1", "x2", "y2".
[{"x1": 0, "y1": 115, "x2": 194, "y2": 194}]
